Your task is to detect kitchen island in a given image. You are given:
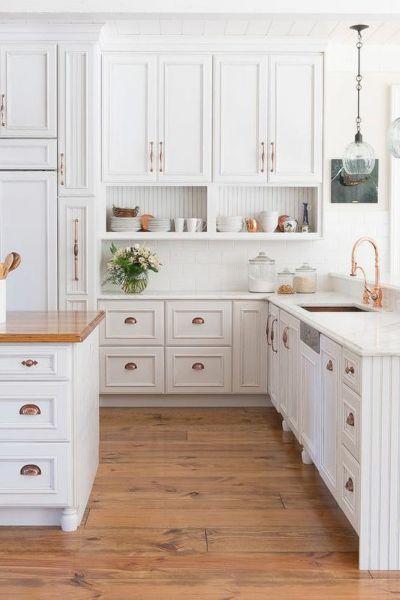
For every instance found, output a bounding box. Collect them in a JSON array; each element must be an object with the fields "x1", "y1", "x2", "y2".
[{"x1": 0, "y1": 311, "x2": 104, "y2": 532}]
